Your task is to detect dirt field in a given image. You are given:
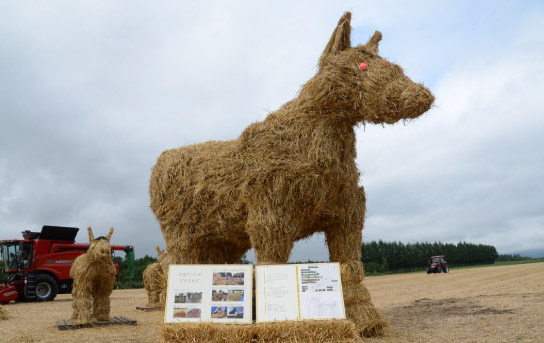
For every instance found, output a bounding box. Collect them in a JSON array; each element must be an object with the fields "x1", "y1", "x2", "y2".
[
  {"x1": 366, "y1": 262, "x2": 544, "y2": 343},
  {"x1": 1, "y1": 262, "x2": 543, "y2": 342}
]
